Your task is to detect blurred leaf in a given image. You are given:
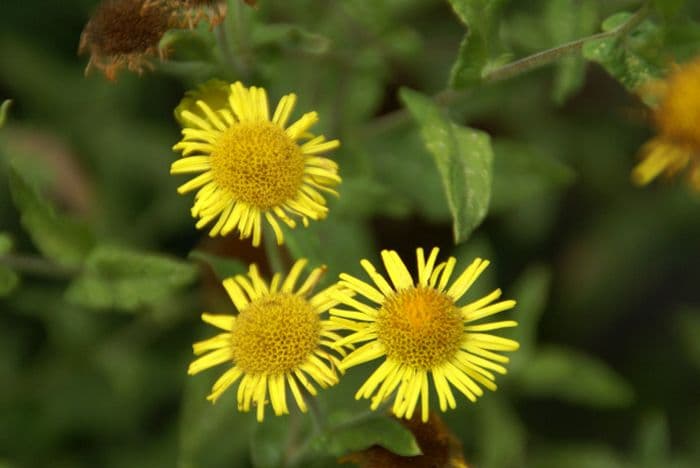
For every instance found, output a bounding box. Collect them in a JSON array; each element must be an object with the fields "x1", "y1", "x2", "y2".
[
  {"x1": 633, "y1": 411, "x2": 670, "y2": 468},
  {"x1": 160, "y1": 29, "x2": 217, "y2": 63},
  {"x1": 8, "y1": 164, "x2": 94, "y2": 268},
  {"x1": 309, "y1": 415, "x2": 421, "y2": 458},
  {"x1": 250, "y1": 415, "x2": 300, "y2": 468},
  {"x1": 188, "y1": 250, "x2": 246, "y2": 280},
  {"x1": 676, "y1": 309, "x2": 700, "y2": 371},
  {"x1": 652, "y1": 0, "x2": 686, "y2": 20},
  {"x1": 282, "y1": 209, "x2": 376, "y2": 282},
  {"x1": 509, "y1": 264, "x2": 551, "y2": 372},
  {"x1": 401, "y1": 89, "x2": 493, "y2": 244},
  {"x1": 65, "y1": 246, "x2": 198, "y2": 311},
  {"x1": 0, "y1": 99, "x2": 11, "y2": 128},
  {"x1": 582, "y1": 13, "x2": 664, "y2": 91},
  {"x1": 476, "y1": 396, "x2": 526, "y2": 468},
  {"x1": 531, "y1": 444, "x2": 626, "y2": 468},
  {"x1": 516, "y1": 346, "x2": 634, "y2": 408},
  {"x1": 0, "y1": 266, "x2": 19, "y2": 296},
  {"x1": 0, "y1": 233, "x2": 13, "y2": 255},
  {"x1": 491, "y1": 140, "x2": 575, "y2": 214},
  {"x1": 252, "y1": 23, "x2": 331, "y2": 54},
  {"x1": 546, "y1": 0, "x2": 598, "y2": 104},
  {"x1": 178, "y1": 376, "x2": 254, "y2": 468},
  {"x1": 448, "y1": 0, "x2": 507, "y2": 88}
]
